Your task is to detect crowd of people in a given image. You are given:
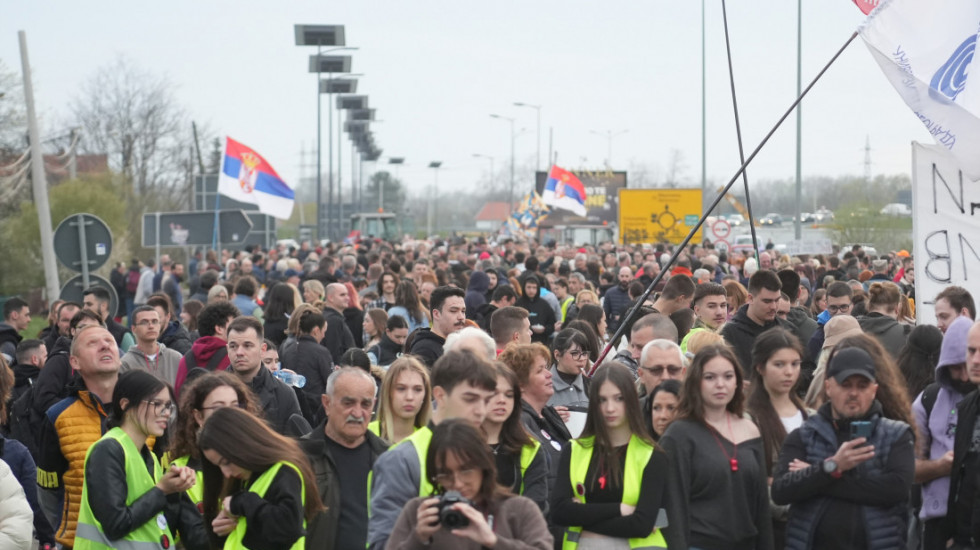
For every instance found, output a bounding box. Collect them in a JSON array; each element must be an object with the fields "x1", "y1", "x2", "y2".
[{"x1": 0, "y1": 235, "x2": 974, "y2": 549}]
